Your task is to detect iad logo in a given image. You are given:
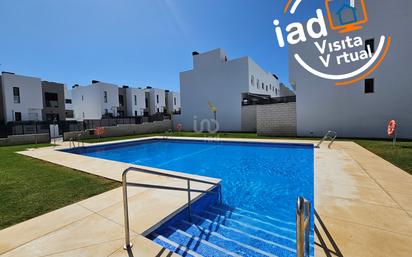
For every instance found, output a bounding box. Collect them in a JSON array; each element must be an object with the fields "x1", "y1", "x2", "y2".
[{"x1": 274, "y1": 0, "x2": 391, "y2": 86}]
